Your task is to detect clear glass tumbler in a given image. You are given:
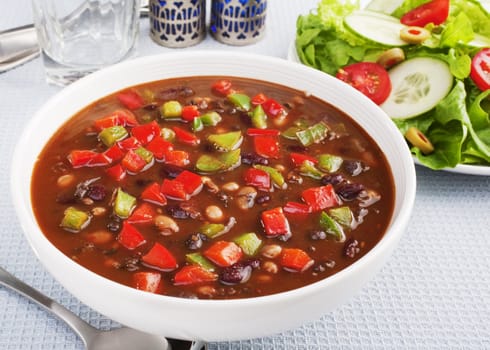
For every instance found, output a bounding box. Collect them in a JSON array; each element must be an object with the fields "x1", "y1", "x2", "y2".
[{"x1": 32, "y1": 0, "x2": 141, "y2": 86}]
